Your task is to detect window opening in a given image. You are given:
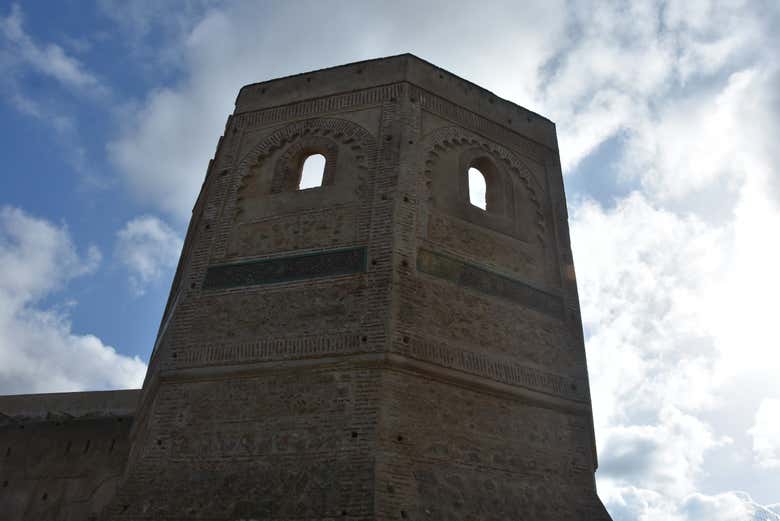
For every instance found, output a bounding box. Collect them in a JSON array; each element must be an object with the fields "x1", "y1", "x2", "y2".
[
  {"x1": 299, "y1": 153, "x2": 326, "y2": 190},
  {"x1": 468, "y1": 167, "x2": 487, "y2": 210}
]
